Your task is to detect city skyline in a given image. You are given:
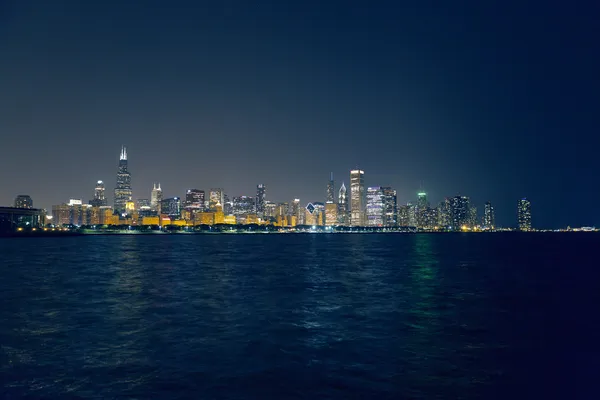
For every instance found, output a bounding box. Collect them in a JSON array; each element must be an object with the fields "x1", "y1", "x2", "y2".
[{"x1": 1, "y1": 1, "x2": 598, "y2": 228}]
